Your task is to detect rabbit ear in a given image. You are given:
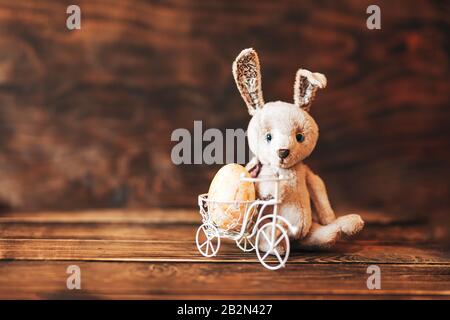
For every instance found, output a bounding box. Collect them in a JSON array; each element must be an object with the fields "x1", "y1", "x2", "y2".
[
  {"x1": 232, "y1": 48, "x2": 265, "y2": 115},
  {"x1": 294, "y1": 69, "x2": 327, "y2": 111}
]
